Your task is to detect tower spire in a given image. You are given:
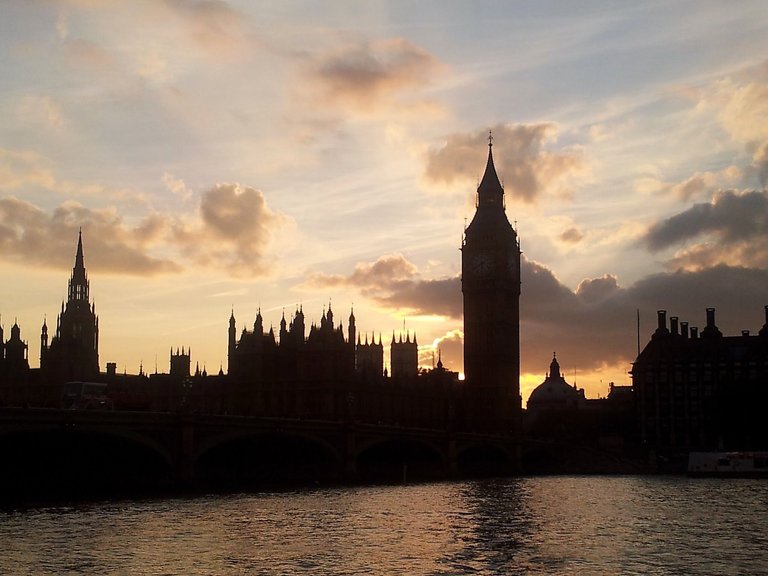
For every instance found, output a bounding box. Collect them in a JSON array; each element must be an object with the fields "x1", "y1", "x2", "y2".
[
  {"x1": 68, "y1": 228, "x2": 89, "y2": 303},
  {"x1": 477, "y1": 132, "x2": 504, "y2": 208}
]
